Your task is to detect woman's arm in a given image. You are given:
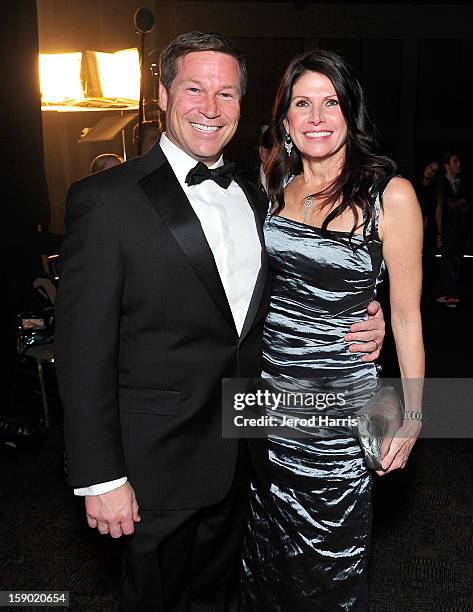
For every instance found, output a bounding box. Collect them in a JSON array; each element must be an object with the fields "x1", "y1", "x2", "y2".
[{"x1": 378, "y1": 177, "x2": 425, "y2": 475}]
